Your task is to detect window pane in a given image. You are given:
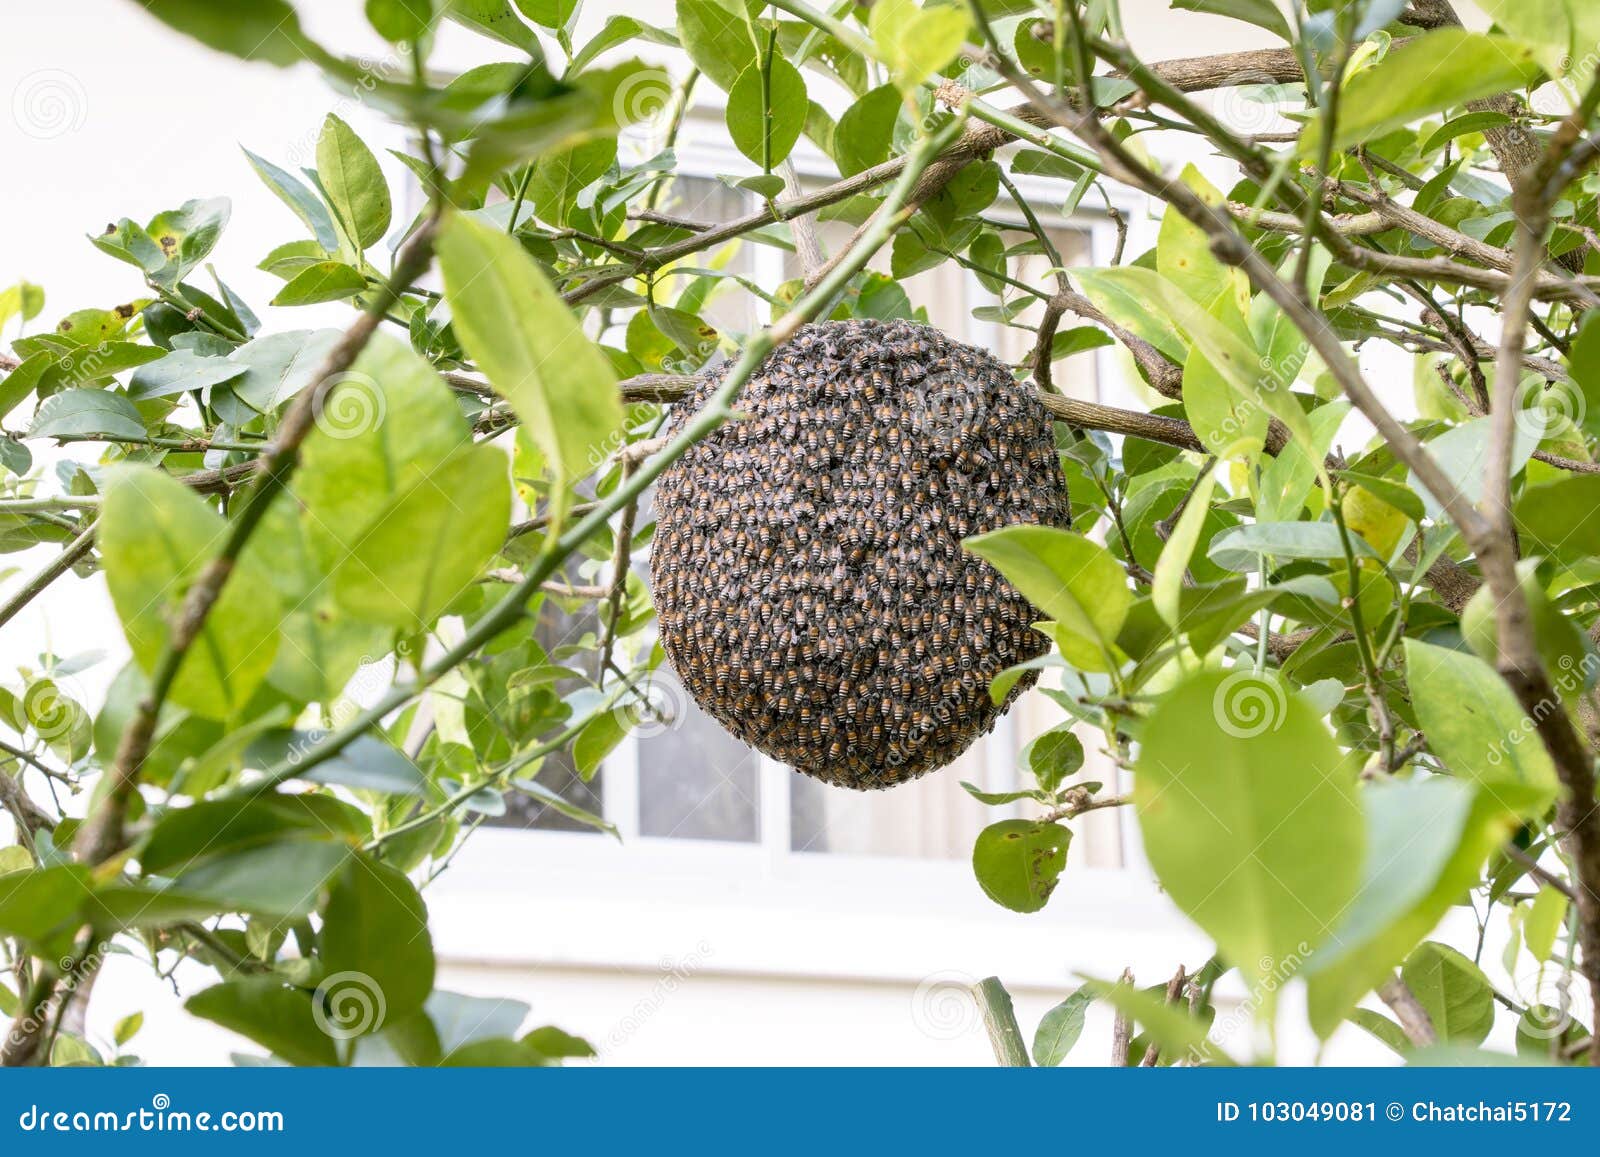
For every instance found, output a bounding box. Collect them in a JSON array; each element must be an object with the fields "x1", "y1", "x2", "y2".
[
  {"x1": 789, "y1": 740, "x2": 995, "y2": 859},
  {"x1": 637, "y1": 686, "x2": 760, "y2": 842}
]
